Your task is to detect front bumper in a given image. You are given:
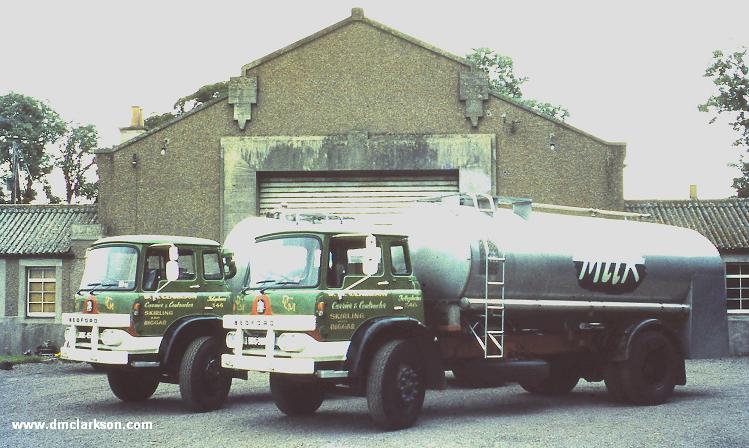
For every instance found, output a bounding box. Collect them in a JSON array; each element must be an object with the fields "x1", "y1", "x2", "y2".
[
  {"x1": 222, "y1": 314, "x2": 349, "y2": 374},
  {"x1": 60, "y1": 313, "x2": 160, "y2": 366}
]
